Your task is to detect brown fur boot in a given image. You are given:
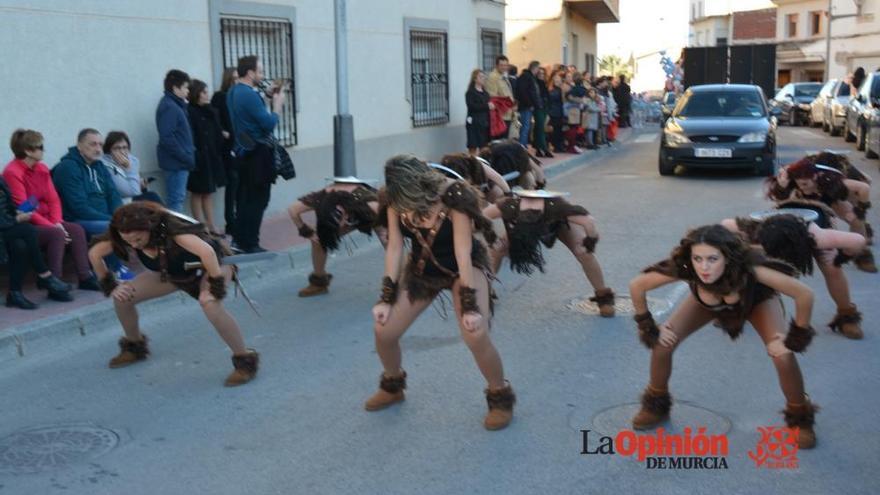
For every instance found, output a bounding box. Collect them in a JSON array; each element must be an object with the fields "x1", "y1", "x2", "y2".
[
  {"x1": 632, "y1": 386, "x2": 671, "y2": 430},
  {"x1": 829, "y1": 304, "x2": 863, "y2": 340},
  {"x1": 783, "y1": 399, "x2": 818, "y2": 449},
  {"x1": 298, "y1": 273, "x2": 333, "y2": 297},
  {"x1": 224, "y1": 349, "x2": 259, "y2": 387},
  {"x1": 854, "y1": 249, "x2": 877, "y2": 273},
  {"x1": 108, "y1": 335, "x2": 149, "y2": 368},
  {"x1": 589, "y1": 288, "x2": 616, "y2": 317},
  {"x1": 484, "y1": 382, "x2": 516, "y2": 430},
  {"x1": 364, "y1": 370, "x2": 406, "y2": 411}
]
